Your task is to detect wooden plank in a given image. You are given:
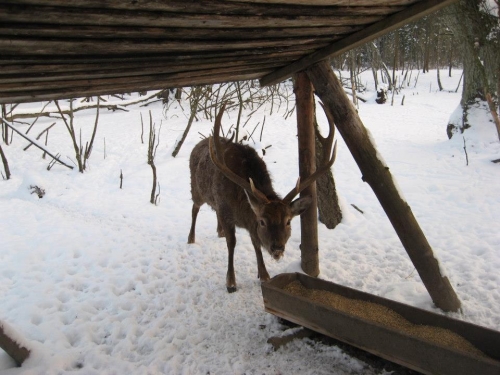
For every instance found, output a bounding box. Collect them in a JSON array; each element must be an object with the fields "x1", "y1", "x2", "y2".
[
  {"x1": 0, "y1": 60, "x2": 288, "y2": 84},
  {"x1": 0, "y1": 65, "x2": 276, "y2": 94},
  {"x1": 228, "y1": 0, "x2": 417, "y2": 5},
  {"x1": 0, "y1": 37, "x2": 330, "y2": 56},
  {"x1": 306, "y1": 60, "x2": 461, "y2": 312},
  {"x1": 0, "y1": 4, "x2": 383, "y2": 29},
  {"x1": 0, "y1": 0, "x2": 406, "y2": 17},
  {"x1": 0, "y1": 47, "x2": 309, "y2": 65},
  {"x1": 0, "y1": 51, "x2": 305, "y2": 75},
  {"x1": 0, "y1": 70, "x2": 270, "y2": 104},
  {"x1": 0, "y1": 23, "x2": 361, "y2": 40},
  {"x1": 260, "y1": 0, "x2": 458, "y2": 86}
]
